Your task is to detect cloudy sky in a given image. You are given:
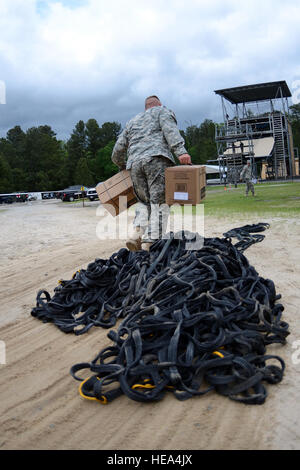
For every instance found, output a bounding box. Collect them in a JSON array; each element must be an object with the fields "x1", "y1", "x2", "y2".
[{"x1": 1, "y1": 0, "x2": 300, "y2": 140}]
